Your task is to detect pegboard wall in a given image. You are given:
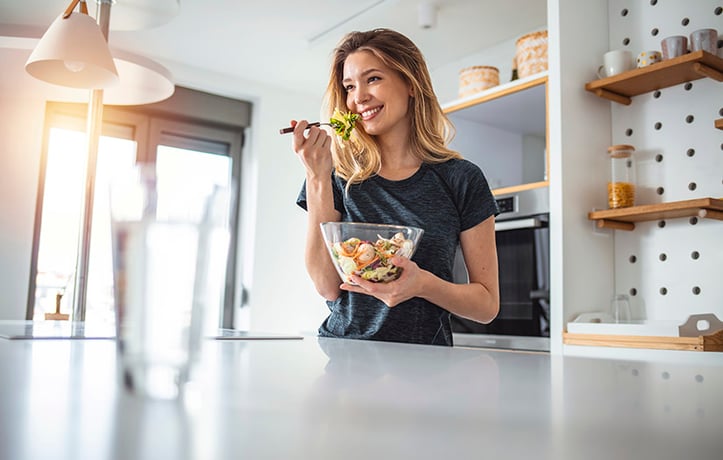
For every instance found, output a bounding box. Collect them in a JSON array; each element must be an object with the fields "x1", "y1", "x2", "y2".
[{"x1": 607, "y1": 0, "x2": 723, "y2": 322}]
